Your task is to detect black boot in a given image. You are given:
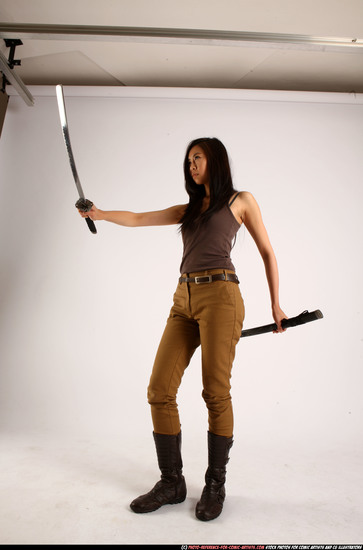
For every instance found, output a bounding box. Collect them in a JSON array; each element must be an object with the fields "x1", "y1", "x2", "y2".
[
  {"x1": 130, "y1": 432, "x2": 187, "y2": 513},
  {"x1": 195, "y1": 431, "x2": 233, "y2": 521}
]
